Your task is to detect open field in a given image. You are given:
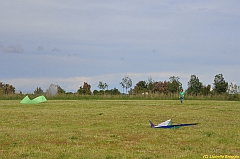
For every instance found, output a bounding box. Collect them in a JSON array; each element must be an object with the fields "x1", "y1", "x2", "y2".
[{"x1": 0, "y1": 100, "x2": 240, "y2": 159}]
